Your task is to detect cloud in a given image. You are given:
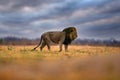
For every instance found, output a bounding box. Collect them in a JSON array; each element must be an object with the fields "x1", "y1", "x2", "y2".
[
  {"x1": 100, "y1": 0, "x2": 120, "y2": 14},
  {"x1": 0, "y1": 0, "x2": 120, "y2": 40}
]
